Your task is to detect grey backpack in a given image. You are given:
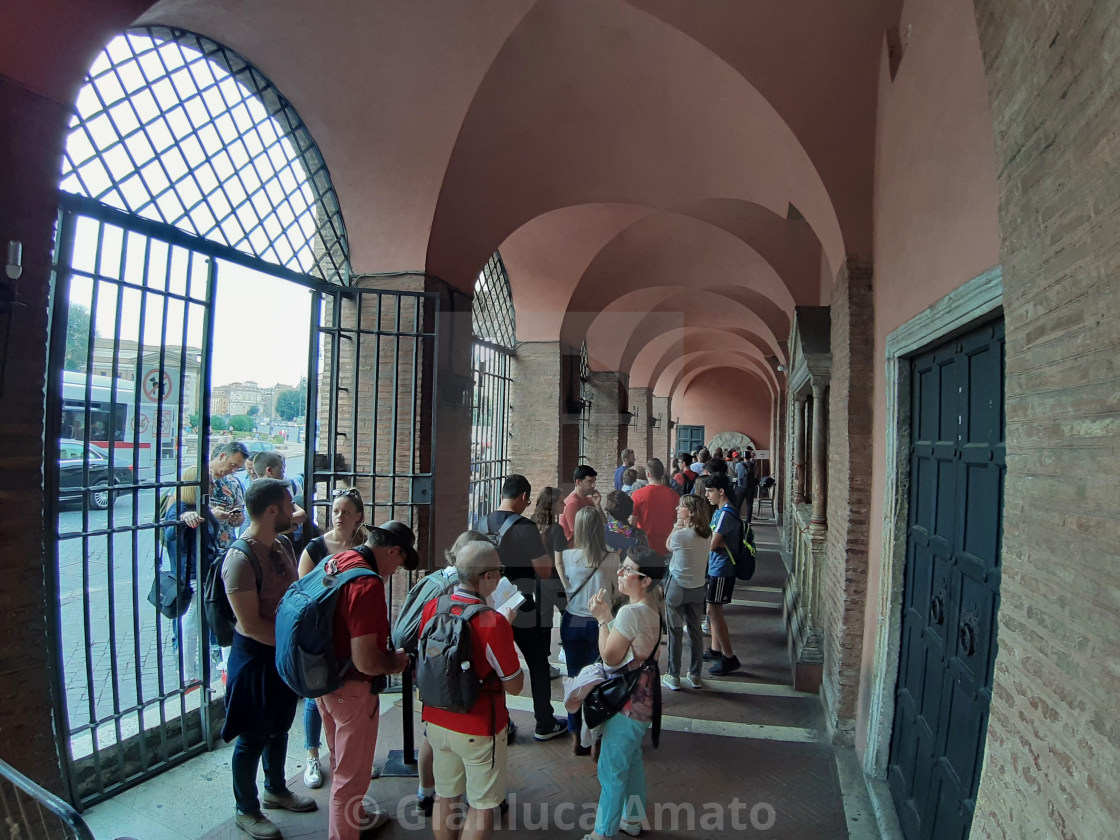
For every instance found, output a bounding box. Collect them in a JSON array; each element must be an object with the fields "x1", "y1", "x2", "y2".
[{"x1": 415, "y1": 594, "x2": 492, "y2": 713}]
